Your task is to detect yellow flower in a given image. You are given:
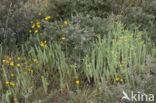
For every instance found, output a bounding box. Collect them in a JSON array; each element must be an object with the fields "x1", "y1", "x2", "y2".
[
  {"x1": 2, "y1": 60, "x2": 6, "y2": 63},
  {"x1": 36, "y1": 21, "x2": 40, "y2": 25},
  {"x1": 17, "y1": 64, "x2": 20, "y2": 67},
  {"x1": 35, "y1": 30, "x2": 38, "y2": 33},
  {"x1": 9, "y1": 58, "x2": 12, "y2": 61},
  {"x1": 47, "y1": 16, "x2": 51, "y2": 19},
  {"x1": 46, "y1": 82, "x2": 49, "y2": 86},
  {"x1": 45, "y1": 16, "x2": 51, "y2": 20},
  {"x1": 34, "y1": 59, "x2": 37, "y2": 62},
  {"x1": 37, "y1": 25, "x2": 40, "y2": 28},
  {"x1": 32, "y1": 24, "x2": 35, "y2": 28},
  {"x1": 9, "y1": 82, "x2": 15, "y2": 86},
  {"x1": 76, "y1": 80, "x2": 80, "y2": 84},
  {"x1": 40, "y1": 42, "x2": 44, "y2": 47},
  {"x1": 13, "y1": 97, "x2": 17, "y2": 102},
  {"x1": 17, "y1": 57, "x2": 21, "y2": 60},
  {"x1": 10, "y1": 62, "x2": 14, "y2": 66},
  {"x1": 115, "y1": 78, "x2": 119, "y2": 81},
  {"x1": 61, "y1": 37, "x2": 66, "y2": 40},
  {"x1": 36, "y1": 61, "x2": 39, "y2": 64},
  {"x1": 5, "y1": 81, "x2": 9, "y2": 85},
  {"x1": 120, "y1": 79, "x2": 123, "y2": 82},
  {"x1": 64, "y1": 21, "x2": 67, "y2": 25},
  {"x1": 44, "y1": 44, "x2": 47, "y2": 48},
  {"x1": 29, "y1": 30, "x2": 32, "y2": 33},
  {"x1": 11, "y1": 74, "x2": 14, "y2": 77},
  {"x1": 44, "y1": 40, "x2": 47, "y2": 43},
  {"x1": 6, "y1": 56, "x2": 9, "y2": 58}
]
